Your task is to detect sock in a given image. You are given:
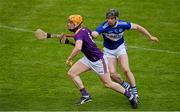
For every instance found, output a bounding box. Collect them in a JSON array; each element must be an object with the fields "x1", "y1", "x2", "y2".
[
  {"x1": 80, "y1": 88, "x2": 89, "y2": 97},
  {"x1": 124, "y1": 89, "x2": 133, "y2": 100},
  {"x1": 131, "y1": 86, "x2": 138, "y2": 96},
  {"x1": 121, "y1": 81, "x2": 129, "y2": 89}
]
